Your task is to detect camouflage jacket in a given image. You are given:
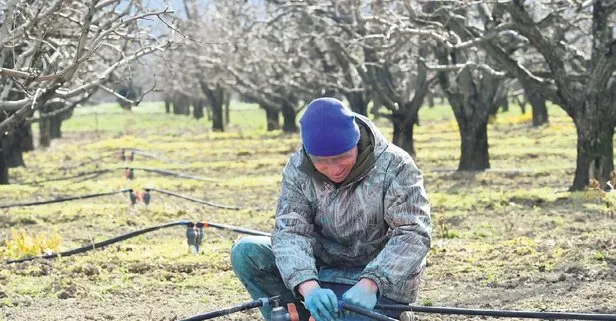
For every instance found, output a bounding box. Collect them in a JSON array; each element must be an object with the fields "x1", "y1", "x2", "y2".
[{"x1": 271, "y1": 114, "x2": 432, "y2": 303}]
